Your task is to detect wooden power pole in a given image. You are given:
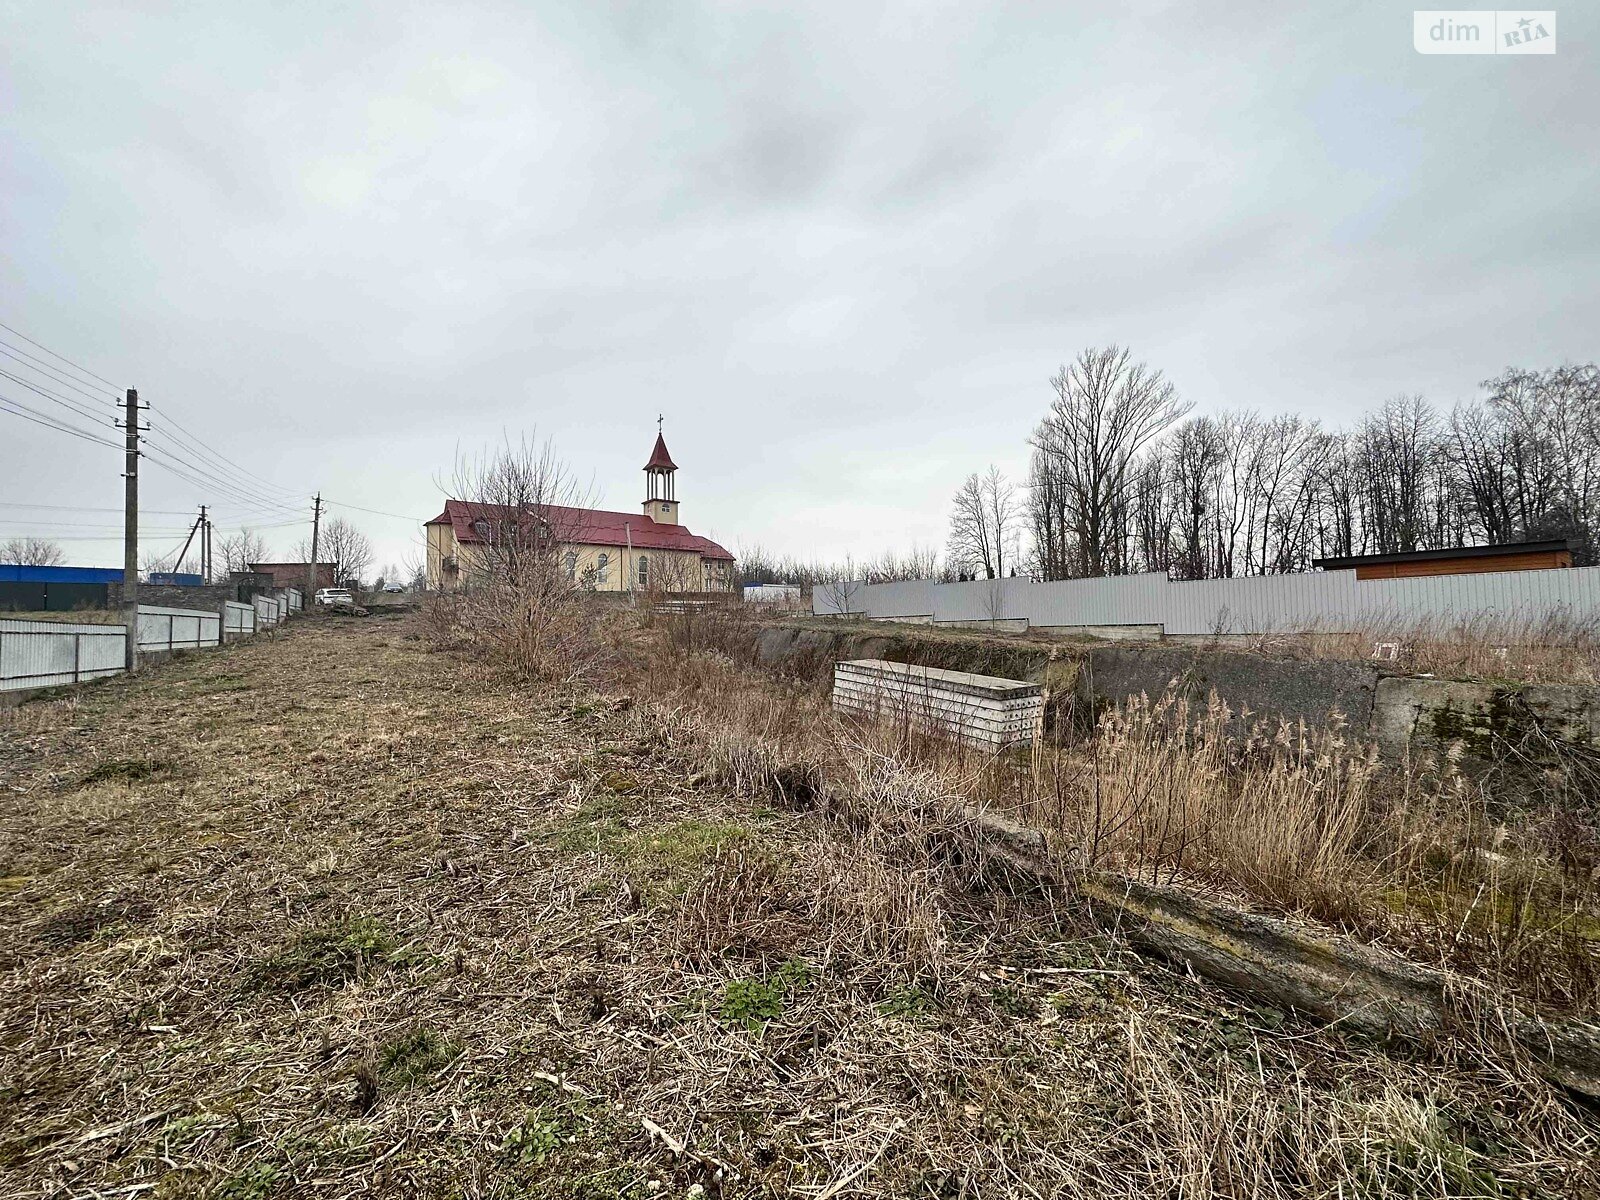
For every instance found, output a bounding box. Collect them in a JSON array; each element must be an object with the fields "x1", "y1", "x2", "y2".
[
  {"x1": 120, "y1": 388, "x2": 142, "y2": 671},
  {"x1": 307, "y1": 493, "x2": 323, "y2": 600}
]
